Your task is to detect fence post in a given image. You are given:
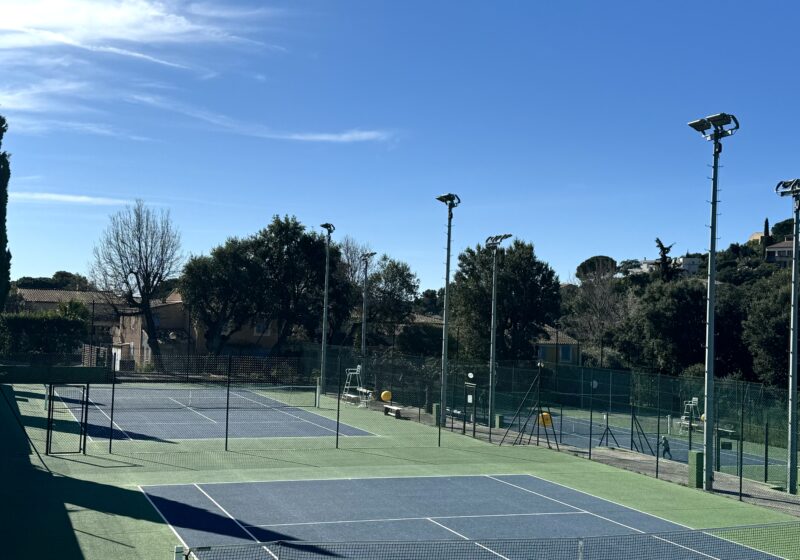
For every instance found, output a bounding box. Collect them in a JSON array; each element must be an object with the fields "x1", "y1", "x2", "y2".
[
  {"x1": 588, "y1": 378, "x2": 594, "y2": 460},
  {"x1": 764, "y1": 421, "x2": 769, "y2": 483},
  {"x1": 108, "y1": 368, "x2": 117, "y2": 454},
  {"x1": 224, "y1": 355, "x2": 232, "y2": 451},
  {"x1": 739, "y1": 386, "x2": 745, "y2": 500},
  {"x1": 335, "y1": 358, "x2": 343, "y2": 450},
  {"x1": 656, "y1": 375, "x2": 661, "y2": 479}
]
